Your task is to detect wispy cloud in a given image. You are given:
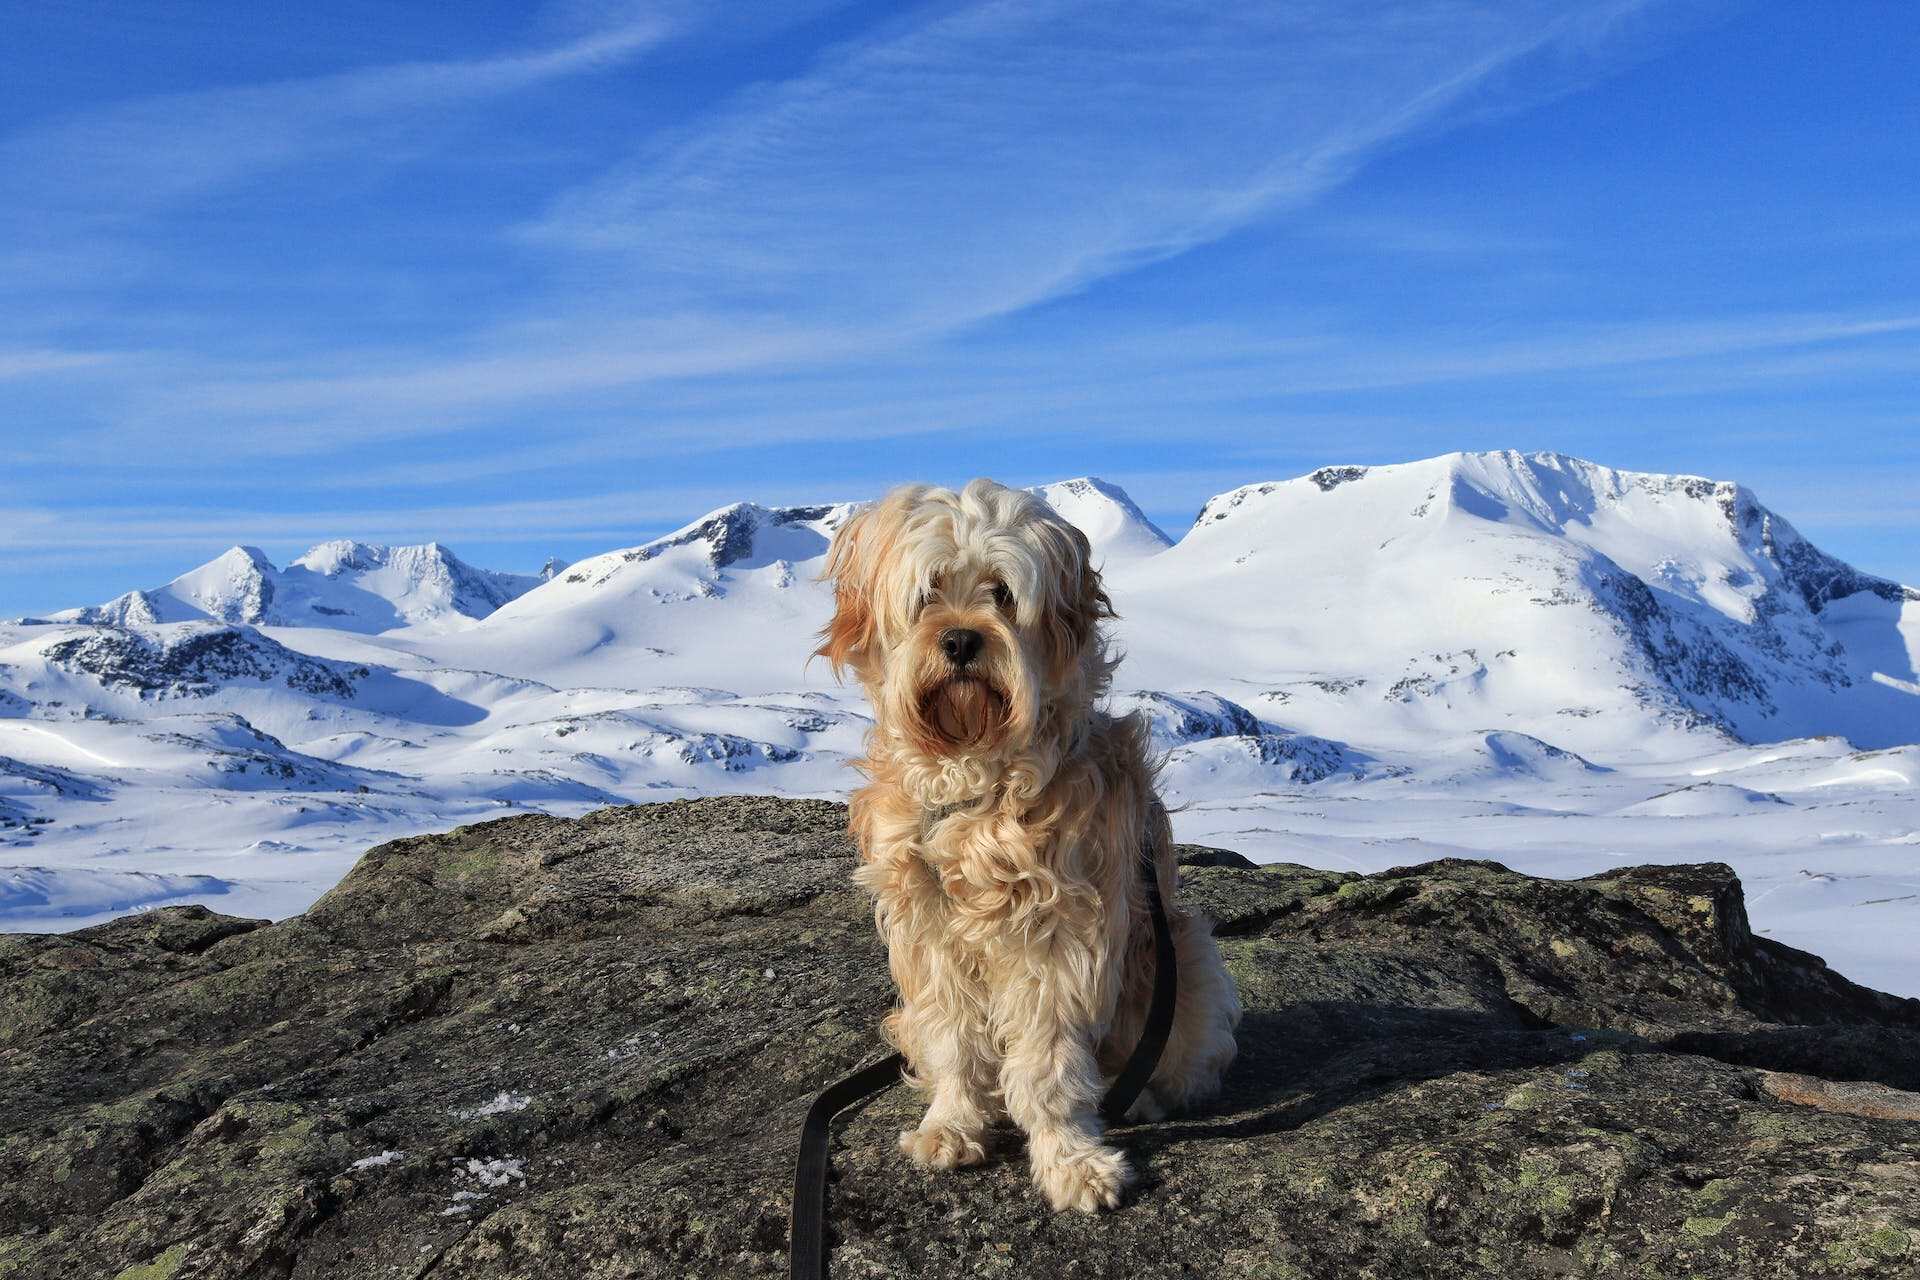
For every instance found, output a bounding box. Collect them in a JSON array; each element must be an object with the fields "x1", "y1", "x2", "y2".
[
  {"x1": 0, "y1": 348, "x2": 117, "y2": 380},
  {"x1": 0, "y1": 485, "x2": 774, "y2": 559},
  {"x1": 0, "y1": 18, "x2": 673, "y2": 217},
  {"x1": 529, "y1": 0, "x2": 1654, "y2": 328},
  {"x1": 1197, "y1": 312, "x2": 1920, "y2": 394},
  {"x1": 8, "y1": 0, "x2": 1700, "y2": 442},
  {"x1": 16, "y1": 1, "x2": 1920, "y2": 611},
  {"x1": 17, "y1": 304, "x2": 1917, "y2": 481}
]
